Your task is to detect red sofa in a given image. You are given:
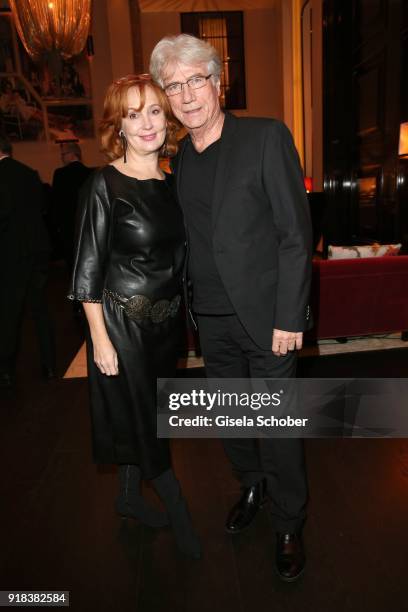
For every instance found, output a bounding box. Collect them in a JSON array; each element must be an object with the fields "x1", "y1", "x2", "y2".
[{"x1": 308, "y1": 255, "x2": 408, "y2": 339}]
